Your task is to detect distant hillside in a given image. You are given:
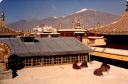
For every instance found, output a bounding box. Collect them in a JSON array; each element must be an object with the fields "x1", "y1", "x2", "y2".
[
  {"x1": 7, "y1": 18, "x2": 42, "y2": 31},
  {"x1": 7, "y1": 9, "x2": 119, "y2": 31}
]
